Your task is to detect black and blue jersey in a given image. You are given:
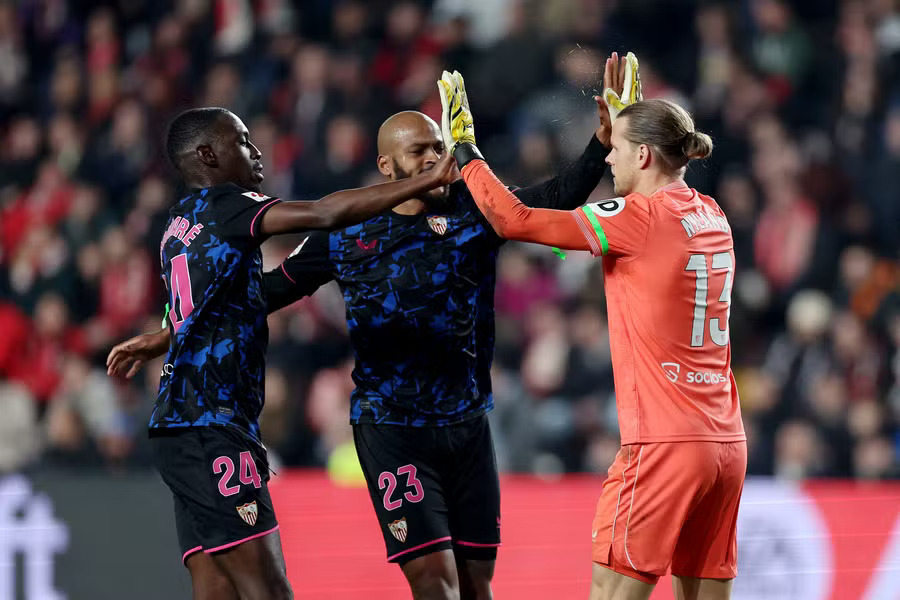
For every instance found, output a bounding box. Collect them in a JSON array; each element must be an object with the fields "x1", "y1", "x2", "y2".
[
  {"x1": 151, "y1": 183, "x2": 281, "y2": 442},
  {"x1": 265, "y1": 135, "x2": 609, "y2": 427}
]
